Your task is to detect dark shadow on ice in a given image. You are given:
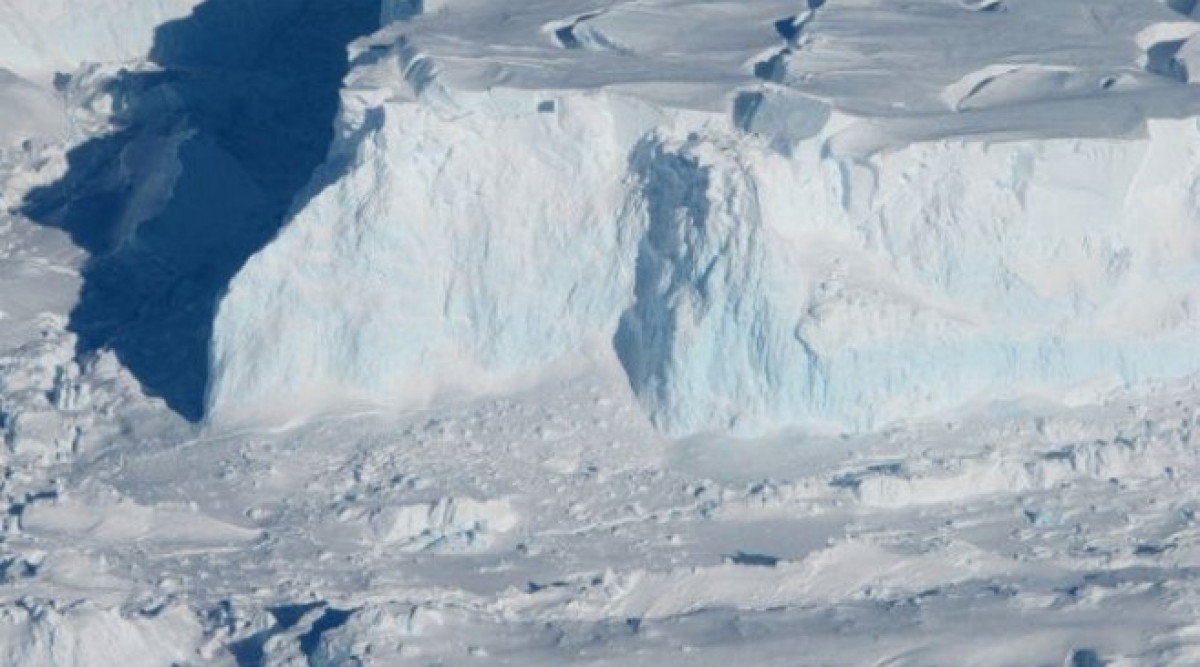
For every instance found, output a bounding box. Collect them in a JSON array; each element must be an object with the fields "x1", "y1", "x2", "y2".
[
  {"x1": 226, "y1": 602, "x2": 354, "y2": 665},
  {"x1": 726, "y1": 551, "x2": 781, "y2": 568},
  {"x1": 20, "y1": 0, "x2": 380, "y2": 420}
]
